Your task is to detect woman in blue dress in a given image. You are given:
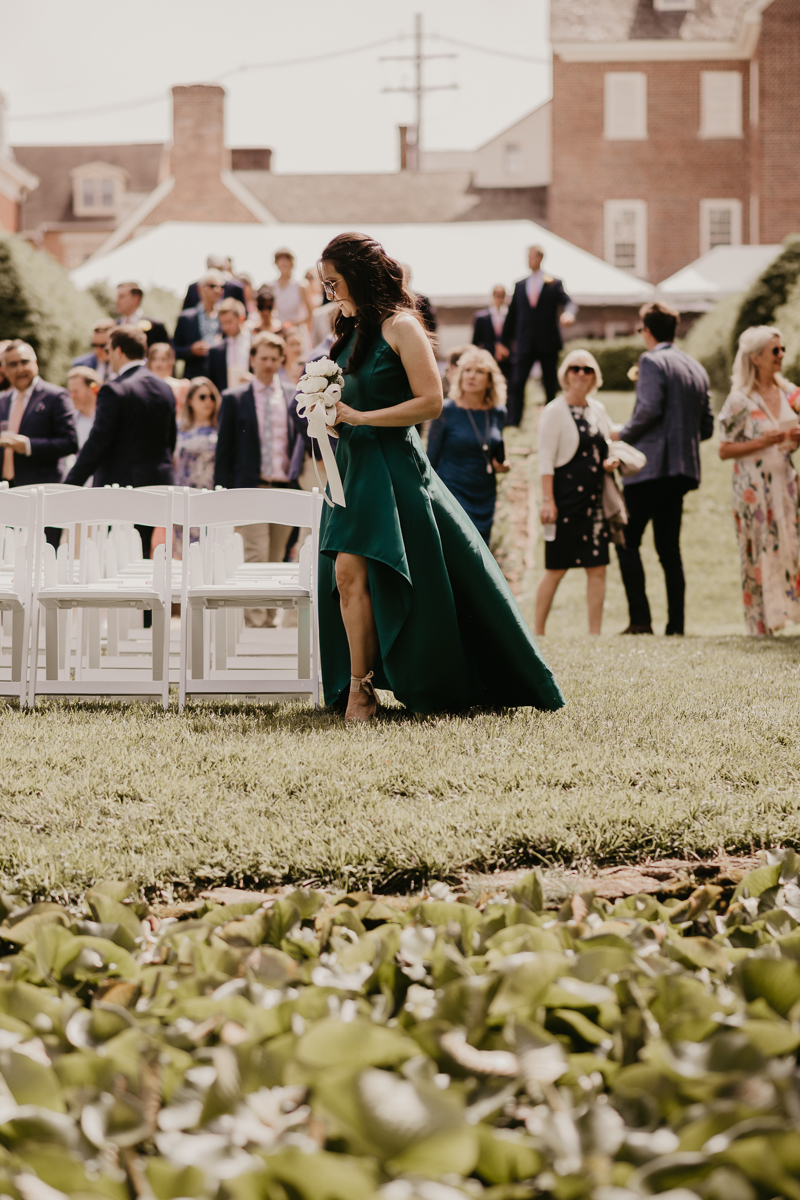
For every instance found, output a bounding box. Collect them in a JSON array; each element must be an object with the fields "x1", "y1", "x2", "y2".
[
  {"x1": 427, "y1": 348, "x2": 510, "y2": 543},
  {"x1": 173, "y1": 377, "x2": 220, "y2": 556}
]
